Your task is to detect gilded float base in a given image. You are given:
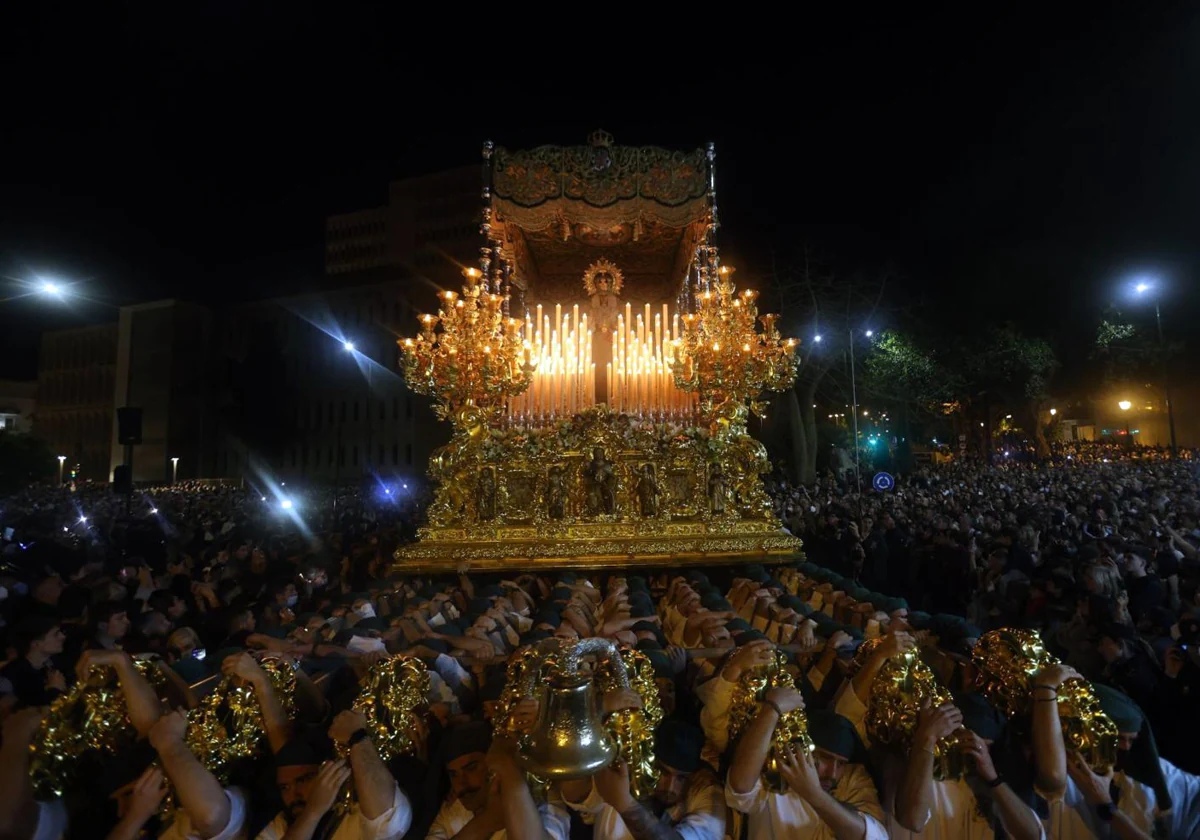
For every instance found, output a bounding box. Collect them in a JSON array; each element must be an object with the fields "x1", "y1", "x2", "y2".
[{"x1": 392, "y1": 520, "x2": 803, "y2": 573}]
